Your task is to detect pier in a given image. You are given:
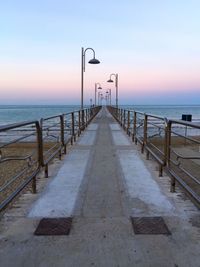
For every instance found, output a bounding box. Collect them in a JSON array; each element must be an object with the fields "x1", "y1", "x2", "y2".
[{"x1": 0, "y1": 107, "x2": 200, "y2": 266}]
